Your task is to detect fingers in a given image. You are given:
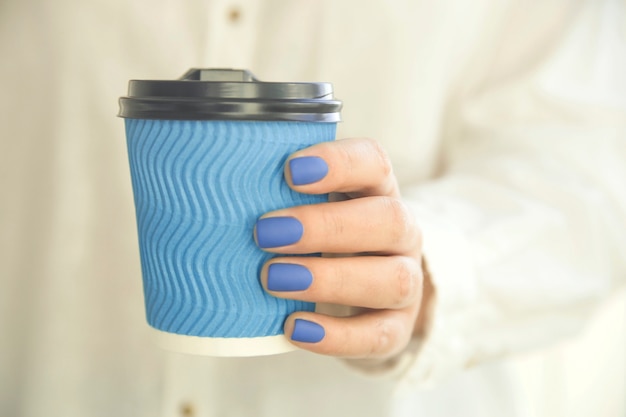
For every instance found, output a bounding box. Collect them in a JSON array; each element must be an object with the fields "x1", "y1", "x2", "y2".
[
  {"x1": 261, "y1": 254, "x2": 423, "y2": 358},
  {"x1": 283, "y1": 309, "x2": 418, "y2": 359},
  {"x1": 262, "y1": 137, "x2": 424, "y2": 358},
  {"x1": 254, "y1": 196, "x2": 421, "y2": 255},
  {"x1": 261, "y1": 256, "x2": 423, "y2": 310},
  {"x1": 285, "y1": 138, "x2": 400, "y2": 198}
]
